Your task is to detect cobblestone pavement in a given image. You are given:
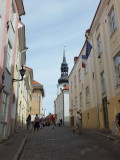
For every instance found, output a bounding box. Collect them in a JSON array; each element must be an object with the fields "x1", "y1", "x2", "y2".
[
  {"x1": 0, "y1": 127, "x2": 30, "y2": 160},
  {"x1": 19, "y1": 126, "x2": 120, "y2": 160}
]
